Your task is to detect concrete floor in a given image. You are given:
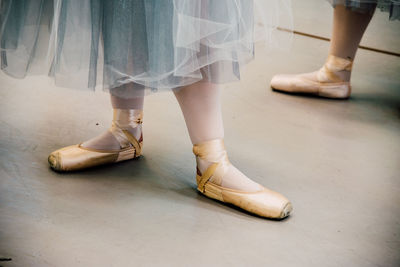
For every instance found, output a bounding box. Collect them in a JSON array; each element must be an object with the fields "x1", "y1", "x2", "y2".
[{"x1": 1, "y1": 3, "x2": 400, "y2": 267}]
